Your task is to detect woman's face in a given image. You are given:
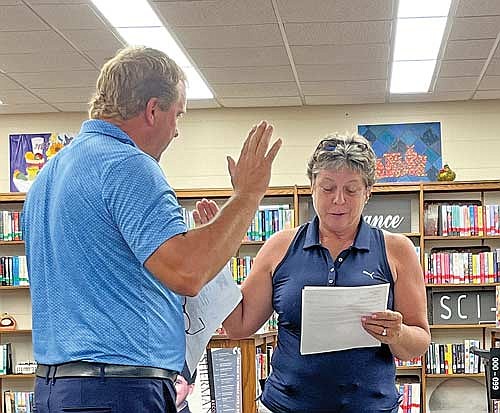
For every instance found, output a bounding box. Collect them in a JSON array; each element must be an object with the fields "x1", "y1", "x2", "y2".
[{"x1": 311, "y1": 167, "x2": 370, "y2": 234}]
